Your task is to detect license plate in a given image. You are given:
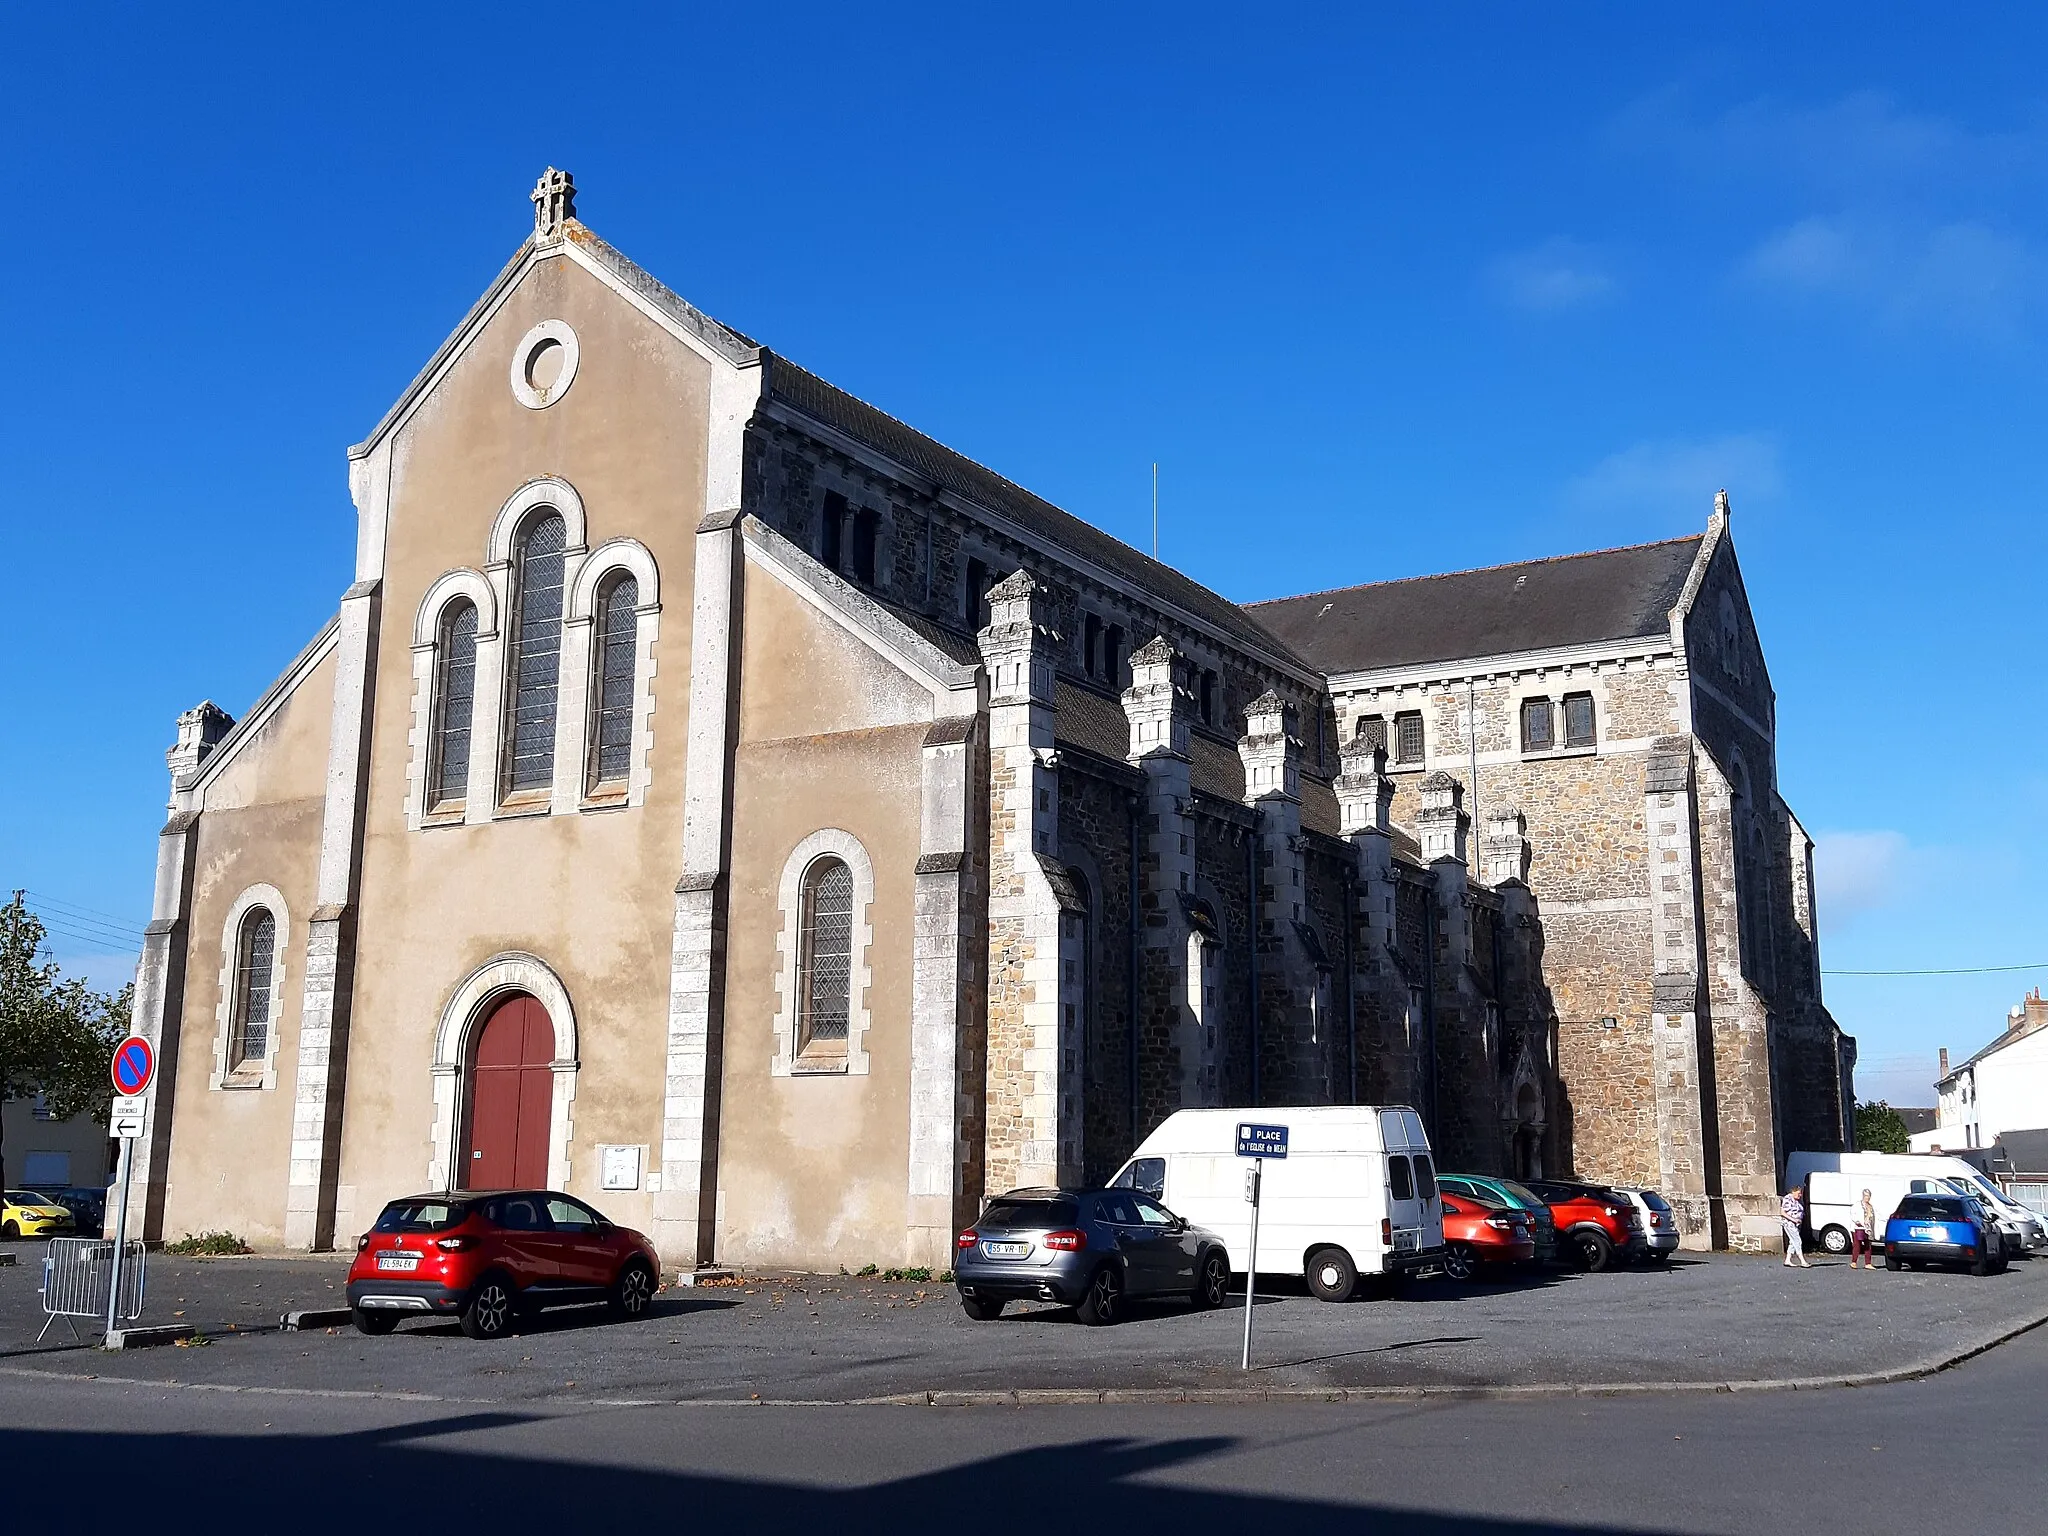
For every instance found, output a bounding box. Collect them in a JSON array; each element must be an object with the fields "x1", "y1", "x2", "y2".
[
  {"x1": 1394, "y1": 1231, "x2": 1417, "y2": 1251},
  {"x1": 376, "y1": 1251, "x2": 420, "y2": 1272},
  {"x1": 982, "y1": 1241, "x2": 1030, "y2": 1258}
]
